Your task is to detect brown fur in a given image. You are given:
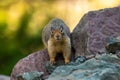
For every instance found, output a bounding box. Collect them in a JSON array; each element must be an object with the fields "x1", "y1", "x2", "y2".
[{"x1": 42, "y1": 18, "x2": 71, "y2": 64}]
